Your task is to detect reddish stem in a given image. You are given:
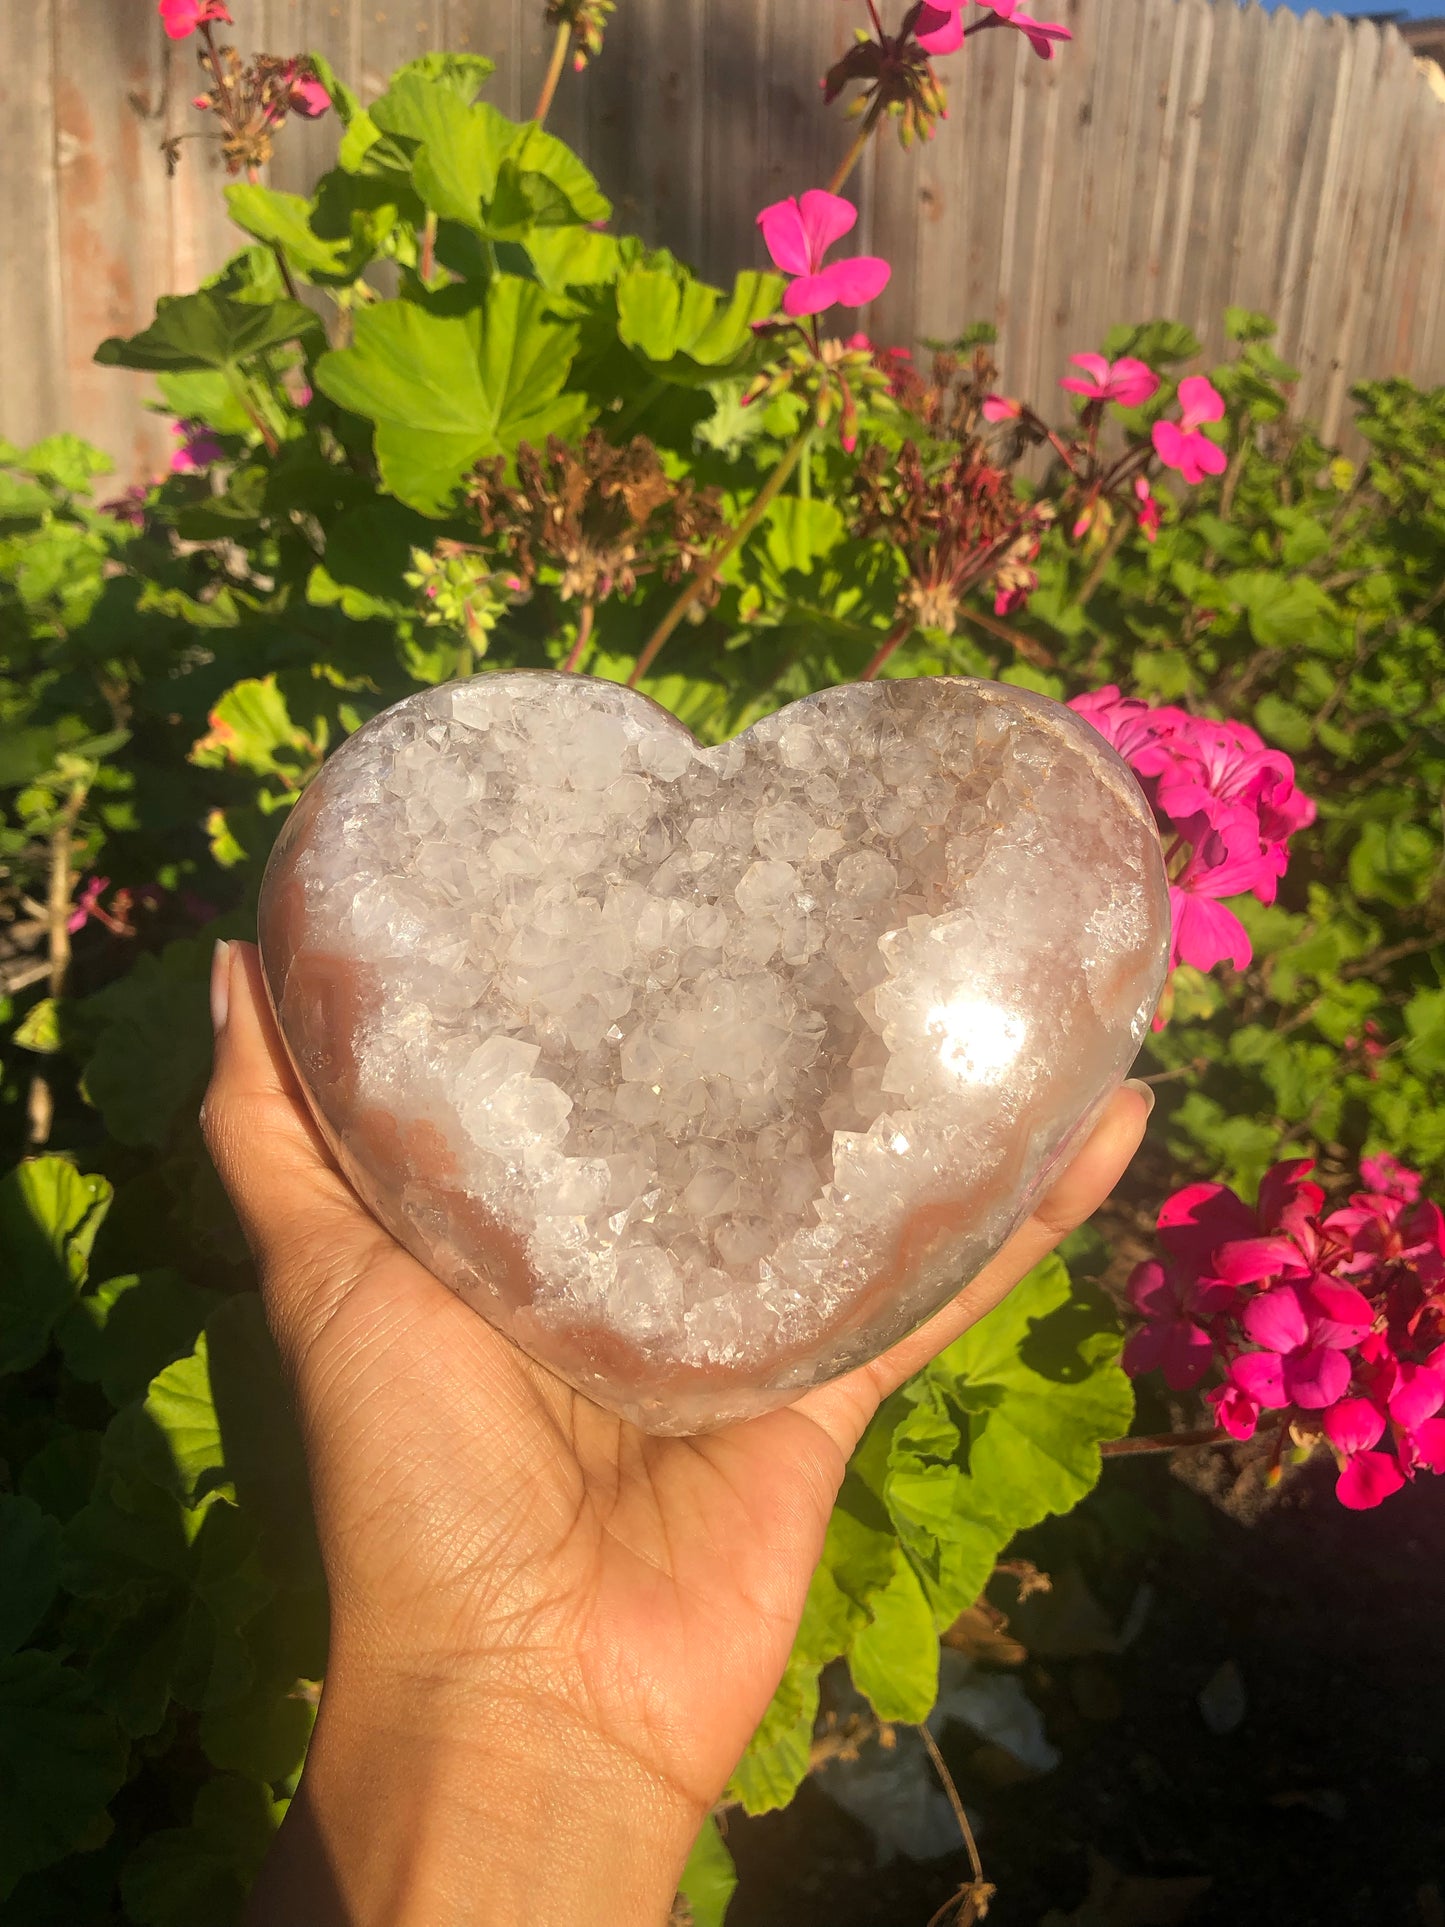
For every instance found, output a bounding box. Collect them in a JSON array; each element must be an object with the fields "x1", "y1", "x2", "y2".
[
  {"x1": 861, "y1": 612, "x2": 917, "y2": 681},
  {"x1": 560, "y1": 602, "x2": 595, "y2": 673},
  {"x1": 1098, "y1": 1426, "x2": 1230, "y2": 1458}
]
